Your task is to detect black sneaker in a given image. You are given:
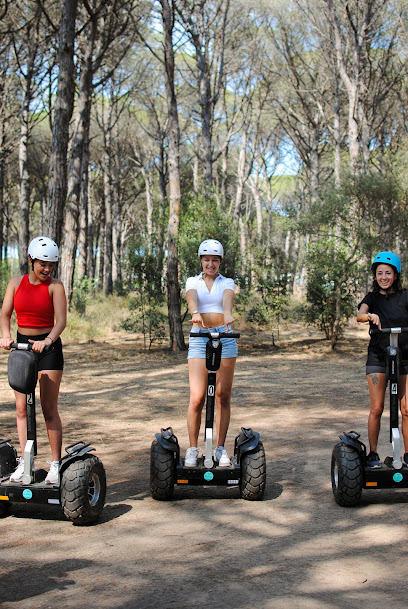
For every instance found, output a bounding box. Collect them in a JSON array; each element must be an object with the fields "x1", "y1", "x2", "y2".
[
  {"x1": 367, "y1": 451, "x2": 381, "y2": 468},
  {"x1": 403, "y1": 453, "x2": 408, "y2": 467}
]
